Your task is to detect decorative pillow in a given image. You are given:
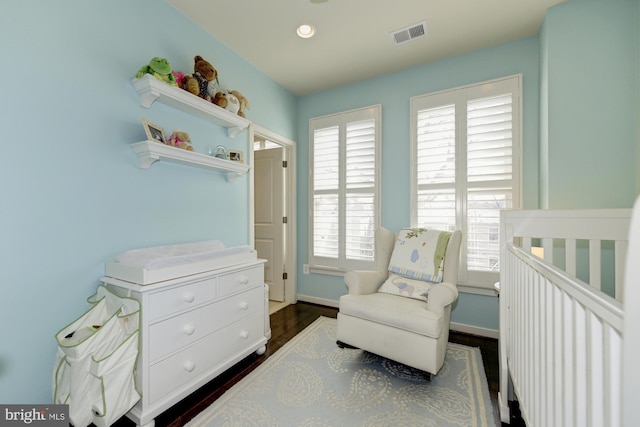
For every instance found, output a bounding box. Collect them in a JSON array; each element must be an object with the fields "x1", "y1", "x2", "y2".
[
  {"x1": 388, "y1": 228, "x2": 452, "y2": 283},
  {"x1": 378, "y1": 273, "x2": 433, "y2": 301}
]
